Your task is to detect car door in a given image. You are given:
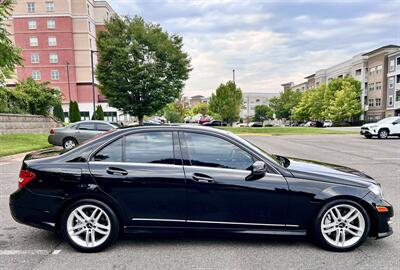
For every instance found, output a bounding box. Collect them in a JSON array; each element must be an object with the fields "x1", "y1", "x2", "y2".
[
  {"x1": 180, "y1": 131, "x2": 290, "y2": 230},
  {"x1": 392, "y1": 118, "x2": 400, "y2": 134},
  {"x1": 88, "y1": 131, "x2": 186, "y2": 227},
  {"x1": 76, "y1": 122, "x2": 101, "y2": 143}
]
